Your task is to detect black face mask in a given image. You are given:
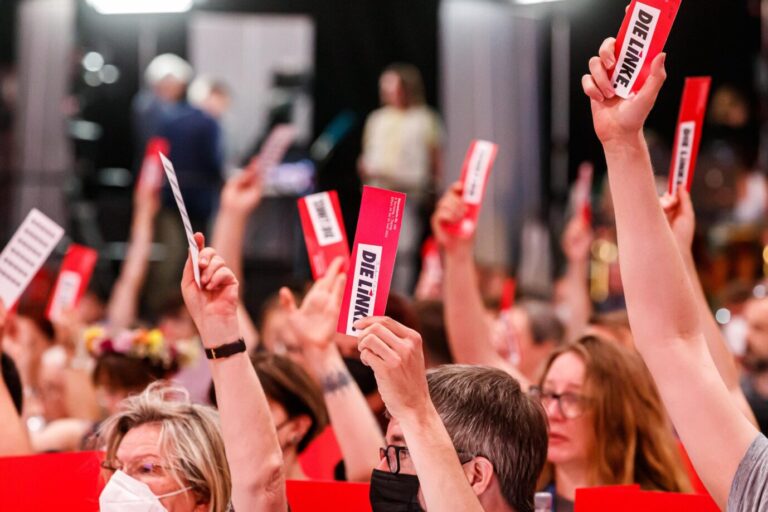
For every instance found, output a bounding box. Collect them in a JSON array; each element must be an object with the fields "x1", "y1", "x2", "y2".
[{"x1": 369, "y1": 469, "x2": 424, "y2": 512}]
